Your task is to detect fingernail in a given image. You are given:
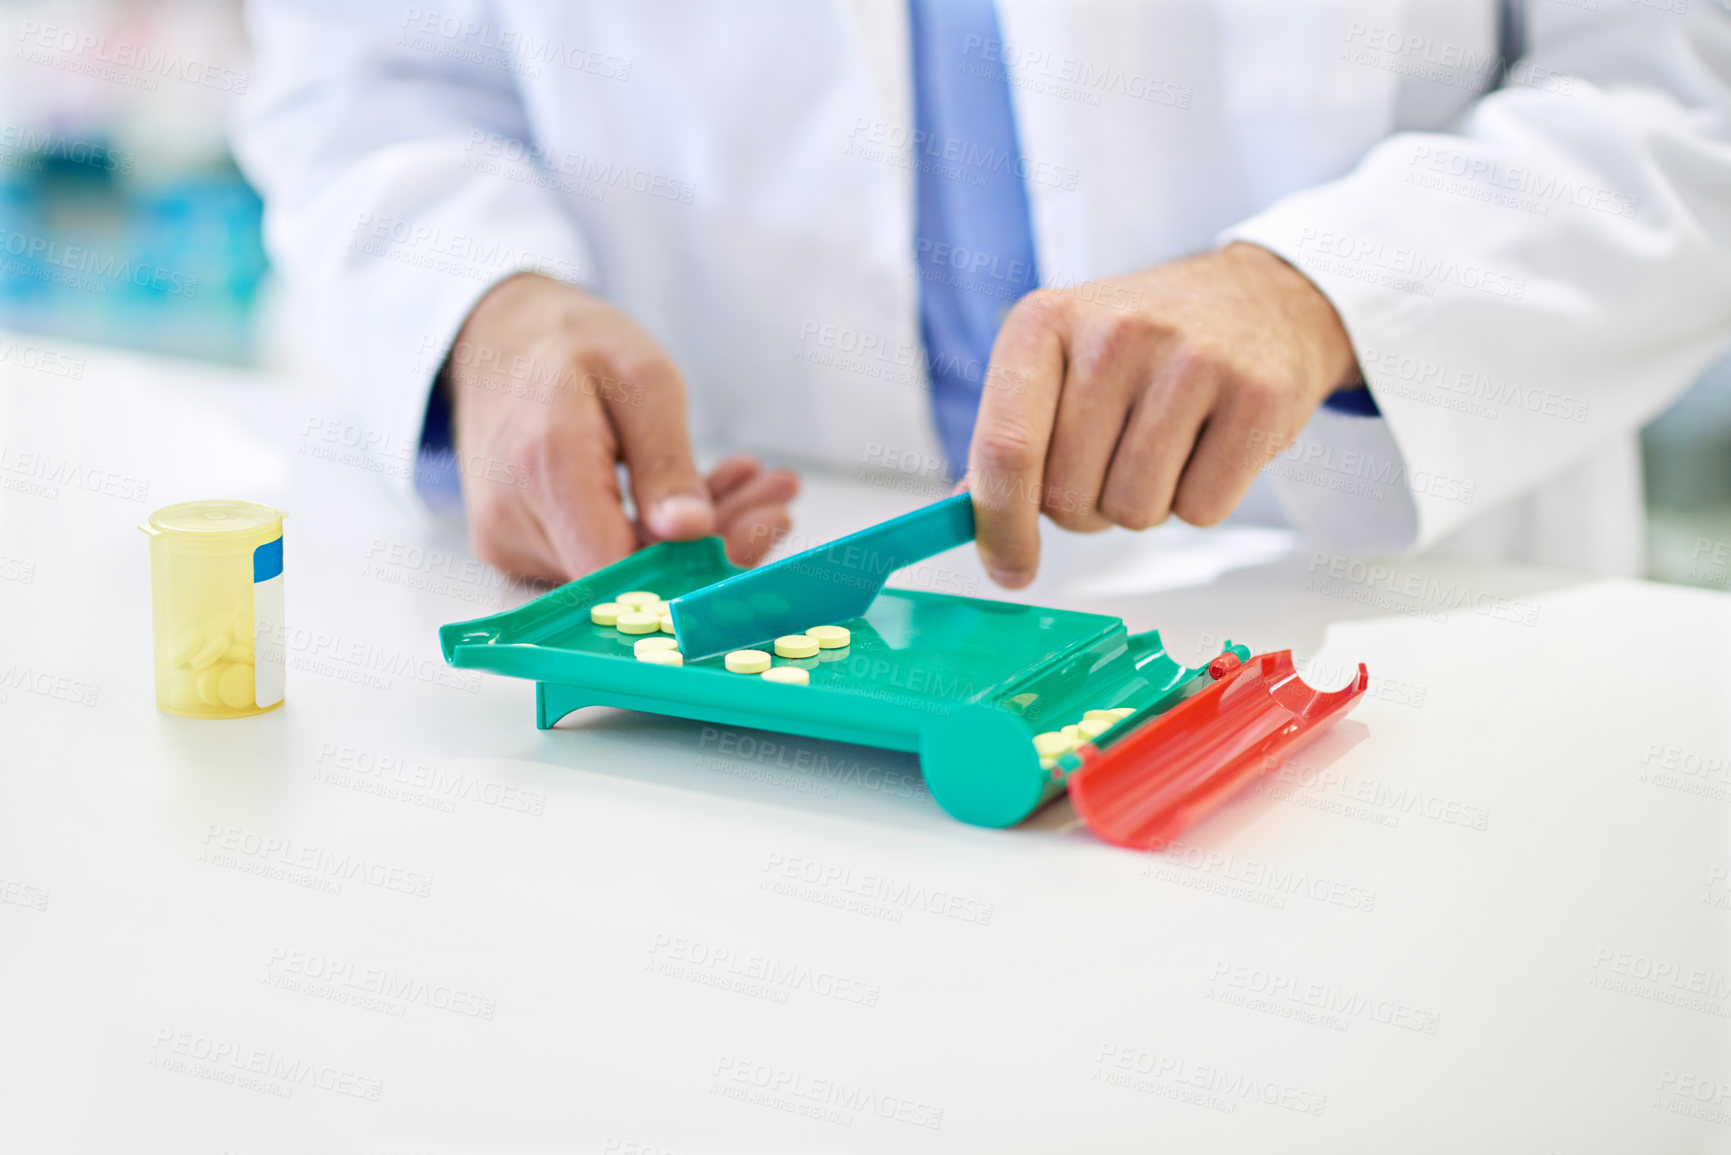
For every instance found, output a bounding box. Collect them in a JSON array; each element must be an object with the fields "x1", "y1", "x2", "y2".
[{"x1": 648, "y1": 494, "x2": 712, "y2": 538}]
